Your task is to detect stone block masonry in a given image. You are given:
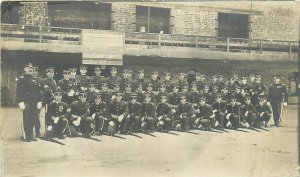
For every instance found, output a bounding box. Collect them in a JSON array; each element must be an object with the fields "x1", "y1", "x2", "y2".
[
  {"x1": 19, "y1": 2, "x2": 47, "y2": 26},
  {"x1": 111, "y1": 3, "x2": 136, "y2": 32}
]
